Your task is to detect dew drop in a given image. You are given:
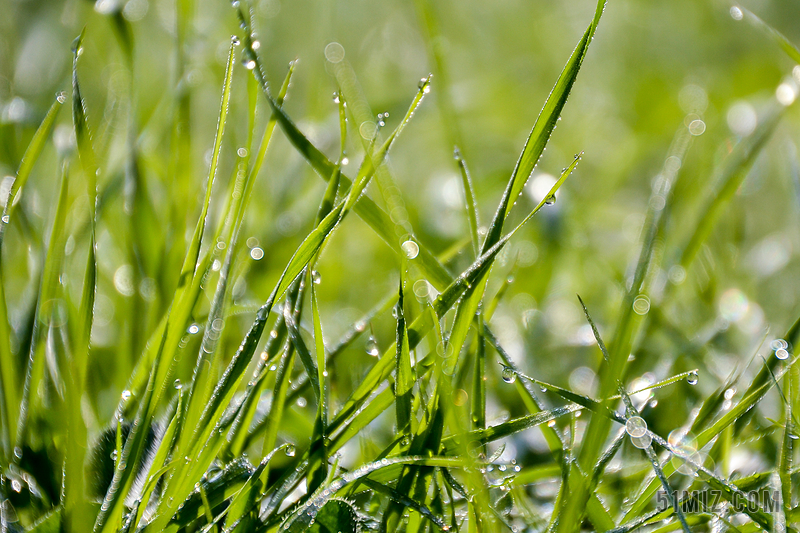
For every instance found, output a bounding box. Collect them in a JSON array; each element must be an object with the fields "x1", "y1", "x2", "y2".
[
  {"x1": 341, "y1": 156, "x2": 349, "y2": 166},
  {"x1": 776, "y1": 348, "x2": 789, "y2": 360},
  {"x1": 244, "y1": 60, "x2": 256, "y2": 70},
  {"x1": 401, "y1": 240, "x2": 419, "y2": 259},
  {"x1": 686, "y1": 371, "x2": 698, "y2": 385},
  {"x1": 418, "y1": 77, "x2": 431, "y2": 94},
  {"x1": 110, "y1": 450, "x2": 118, "y2": 461},
  {"x1": 1, "y1": 215, "x2": 9, "y2": 224},
  {"x1": 501, "y1": 366, "x2": 516, "y2": 384},
  {"x1": 688, "y1": 119, "x2": 706, "y2": 136},
  {"x1": 625, "y1": 416, "x2": 648, "y2": 438},
  {"x1": 730, "y1": 6, "x2": 743, "y2": 20},
  {"x1": 632, "y1": 295, "x2": 650, "y2": 315},
  {"x1": 771, "y1": 338, "x2": 789, "y2": 351},
  {"x1": 188, "y1": 324, "x2": 200, "y2": 334},
  {"x1": 630, "y1": 433, "x2": 652, "y2": 449},
  {"x1": 56, "y1": 92, "x2": 67, "y2": 104},
  {"x1": 311, "y1": 270, "x2": 321, "y2": 284},
  {"x1": 121, "y1": 390, "x2": 132, "y2": 401},
  {"x1": 231, "y1": 35, "x2": 241, "y2": 45},
  {"x1": 366, "y1": 336, "x2": 380, "y2": 357},
  {"x1": 173, "y1": 379, "x2": 182, "y2": 390},
  {"x1": 285, "y1": 444, "x2": 296, "y2": 457},
  {"x1": 544, "y1": 194, "x2": 556, "y2": 205}
]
